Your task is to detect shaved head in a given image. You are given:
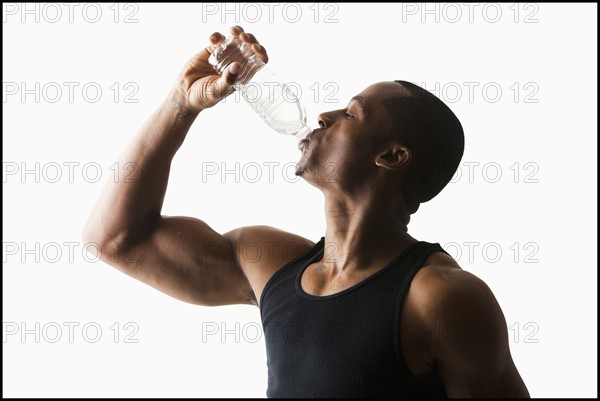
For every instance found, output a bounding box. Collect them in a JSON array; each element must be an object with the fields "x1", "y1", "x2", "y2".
[
  {"x1": 297, "y1": 80, "x2": 464, "y2": 217},
  {"x1": 383, "y1": 80, "x2": 464, "y2": 214}
]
